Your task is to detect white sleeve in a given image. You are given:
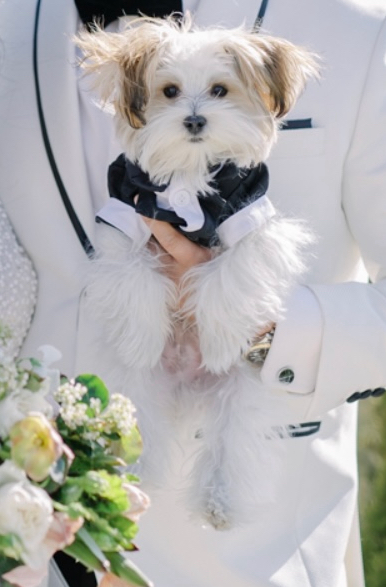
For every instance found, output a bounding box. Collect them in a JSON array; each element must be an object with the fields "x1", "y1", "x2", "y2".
[
  {"x1": 260, "y1": 285, "x2": 323, "y2": 394},
  {"x1": 261, "y1": 18, "x2": 386, "y2": 419}
]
